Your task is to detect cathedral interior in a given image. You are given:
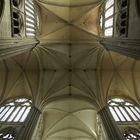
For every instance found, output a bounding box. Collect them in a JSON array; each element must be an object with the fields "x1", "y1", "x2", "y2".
[{"x1": 0, "y1": 0, "x2": 140, "y2": 140}]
